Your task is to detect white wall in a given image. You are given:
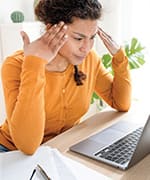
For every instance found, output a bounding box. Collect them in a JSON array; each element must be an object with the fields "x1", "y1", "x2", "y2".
[
  {"x1": 95, "y1": 0, "x2": 122, "y2": 55},
  {"x1": 120, "y1": 0, "x2": 150, "y2": 104},
  {"x1": 0, "y1": 0, "x2": 35, "y2": 23}
]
